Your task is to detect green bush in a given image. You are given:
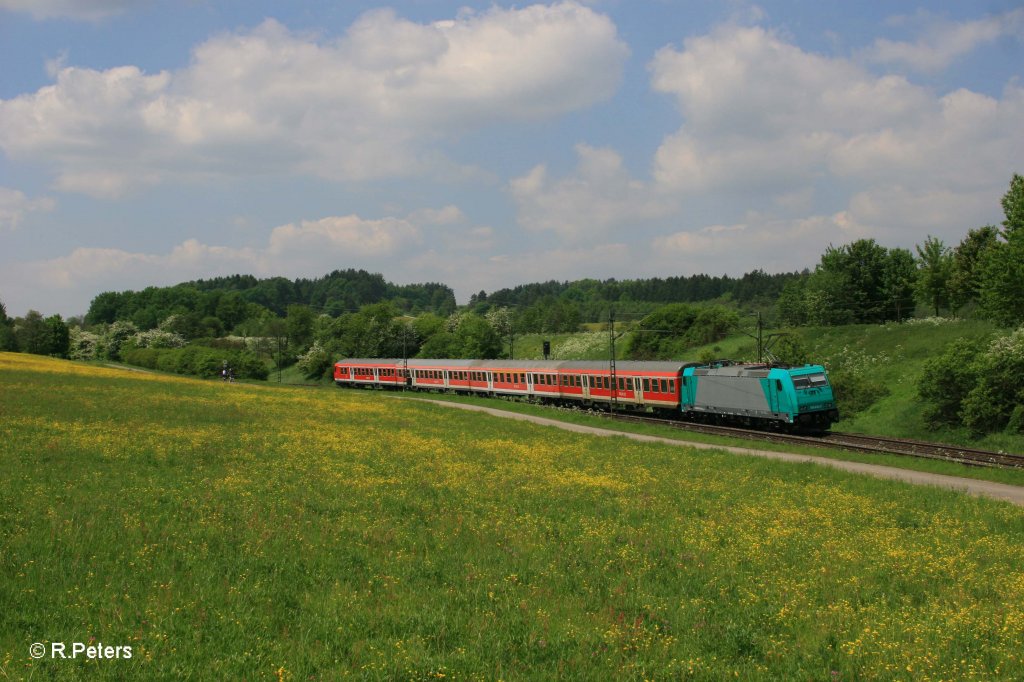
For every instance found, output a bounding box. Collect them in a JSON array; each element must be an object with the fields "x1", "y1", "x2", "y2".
[
  {"x1": 120, "y1": 344, "x2": 269, "y2": 380},
  {"x1": 961, "y1": 327, "x2": 1024, "y2": 433},
  {"x1": 768, "y1": 333, "x2": 809, "y2": 365},
  {"x1": 917, "y1": 337, "x2": 986, "y2": 427},
  {"x1": 120, "y1": 347, "x2": 161, "y2": 370},
  {"x1": 829, "y1": 369, "x2": 889, "y2": 417}
]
